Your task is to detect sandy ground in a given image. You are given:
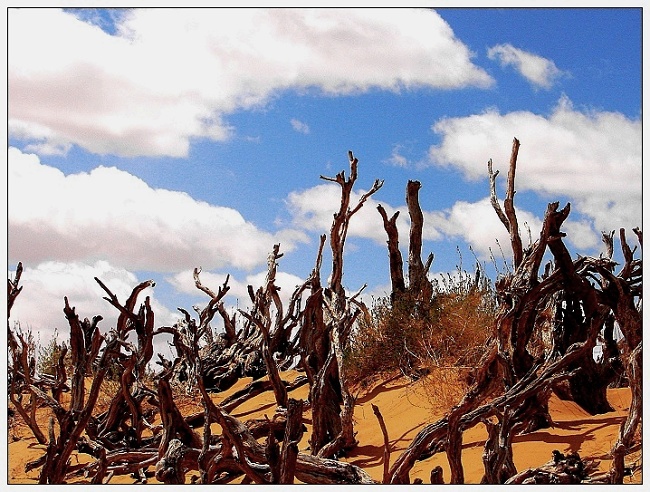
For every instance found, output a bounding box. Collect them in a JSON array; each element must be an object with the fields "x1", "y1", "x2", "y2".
[{"x1": 7, "y1": 371, "x2": 641, "y2": 485}]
